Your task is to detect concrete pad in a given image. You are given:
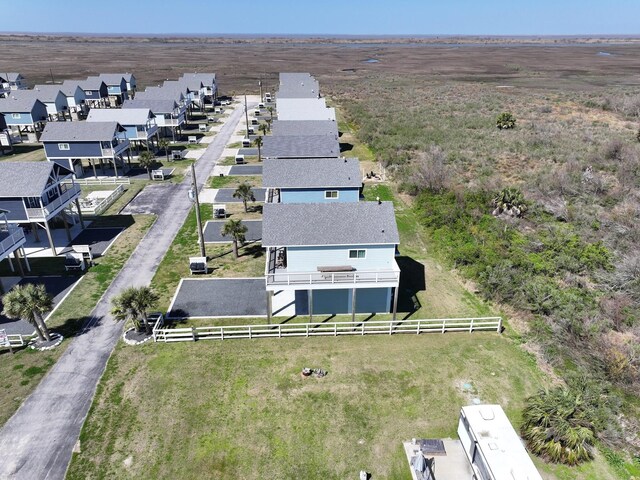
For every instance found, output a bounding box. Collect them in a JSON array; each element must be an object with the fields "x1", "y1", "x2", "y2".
[
  {"x1": 211, "y1": 165, "x2": 232, "y2": 176},
  {"x1": 214, "y1": 188, "x2": 265, "y2": 203},
  {"x1": 222, "y1": 148, "x2": 239, "y2": 157},
  {"x1": 0, "y1": 276, "x2": 81, "y2": 335},
  {"x1": 403, "y1": 439, "x2": 473, "y2": 480},
  {"x1": 185, "y1": 149, "x2": 205, "y2": 160},
  {"x1": 22, "y1": 222, "x2": 86, "y2": 258},
  {"x1": 200, "y1": 136, "x2": 215, "y2": 144},
  {"x1": 203, "y1": 220, "x2": 262, "y2": 243},
  {"x1": 238, "y1": 147, "x2": 258, "y2": 156},
  {"x1": 120, "y1": 183, "x2": 182, "y2": 215},
  {"x1": 229, "y1": 165, "x2": 262, "y2": 176},
  {"x1": 198, "y1": 188, "x2": 218, "y2": 203},
  {"x1": 168, "y1": 278, "x2": 267, "y2": 318},
  {"x1": 272, "y1": 289, "x2": 296, "y2": 317}
]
